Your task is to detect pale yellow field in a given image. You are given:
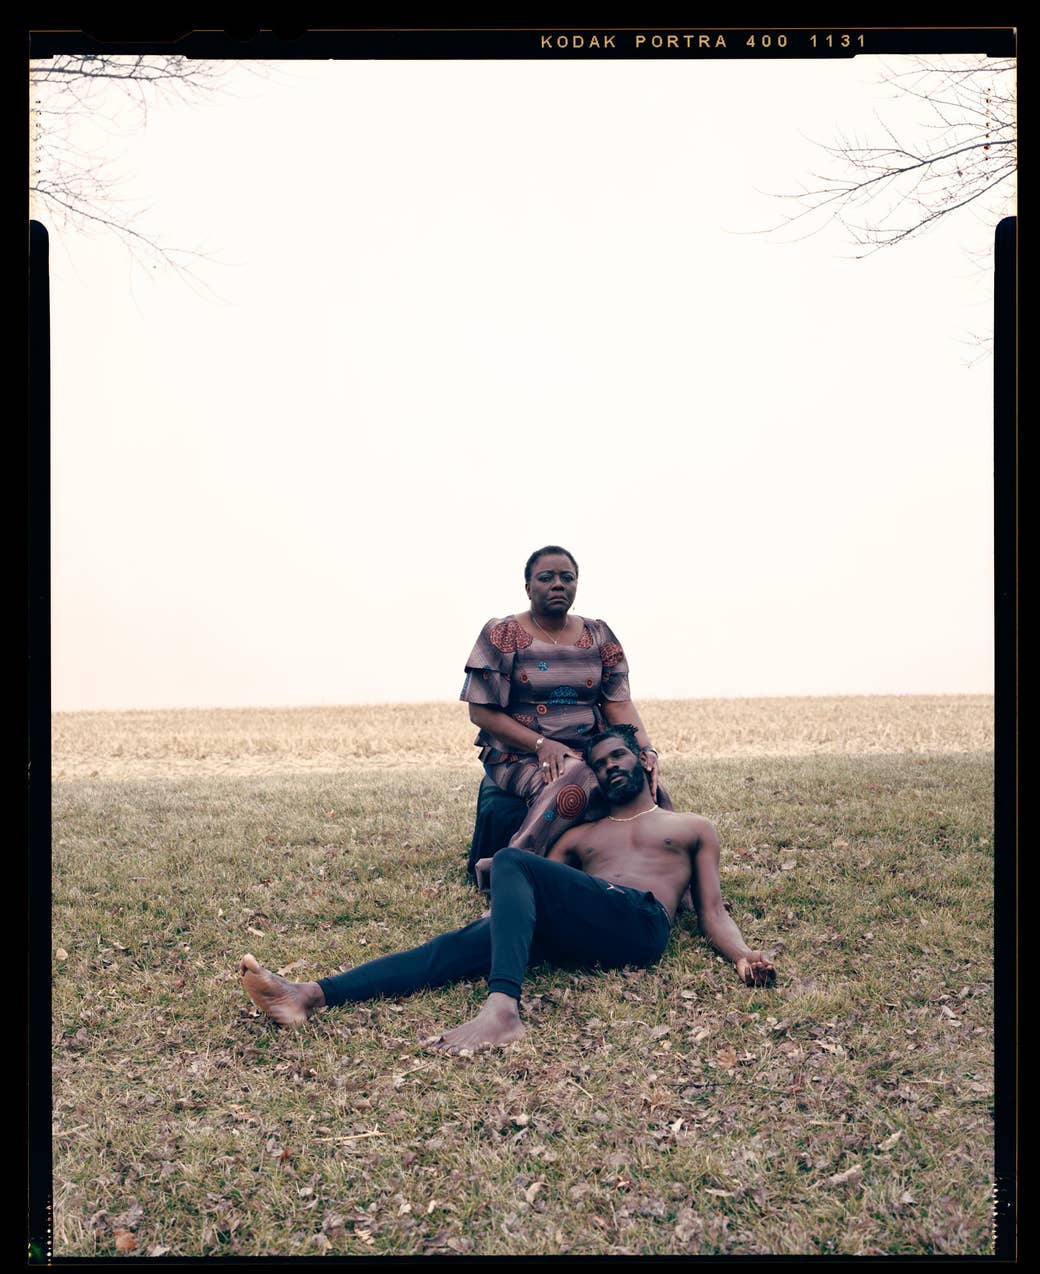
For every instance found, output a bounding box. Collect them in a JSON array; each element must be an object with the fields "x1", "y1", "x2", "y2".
[{"x1": 52, "y1": 695, "x2": 993, "y2": 780}]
